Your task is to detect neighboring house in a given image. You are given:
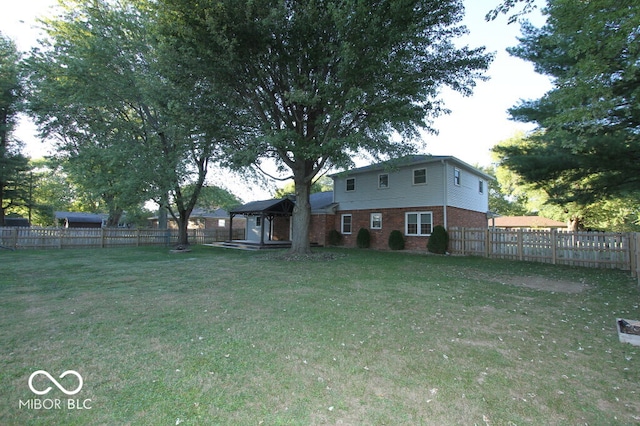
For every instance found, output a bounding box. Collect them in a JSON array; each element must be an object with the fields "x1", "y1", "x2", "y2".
[
  {"x1": 489, "y1": 215, "x2": 567, "y2": 230},
  {"x1": 55, "y1": 212, "x2": 107, "y2": 228},
  {"x1": 149, "y1": 208, "x2": 246, "y2": 231},
  {"x1": 4, "y1": 217, "x2": 30, "y2": 227},
  {"x1": 230, "y1": 155, "x2": 493, "y2": 250}
]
